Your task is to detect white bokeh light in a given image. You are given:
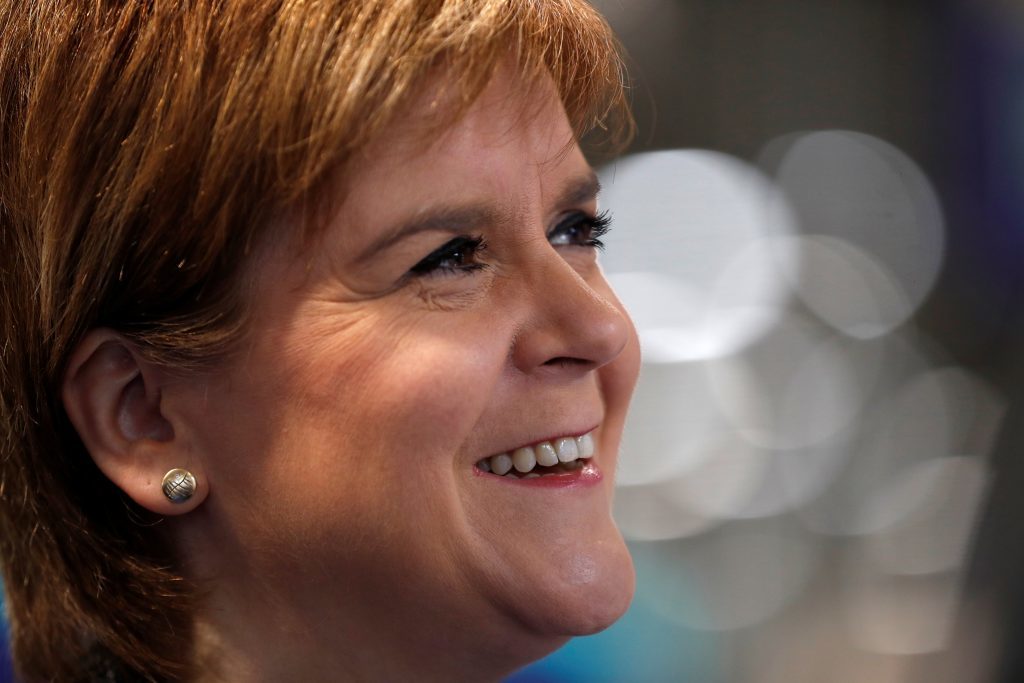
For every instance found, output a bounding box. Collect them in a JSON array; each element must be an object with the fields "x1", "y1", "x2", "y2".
[
  {"x1": 798, "y1": 353, "x2": 1005, "y2": 537},
  {"x1": 769, "y1": 235, "x2": 915, "y2": 339},
  {"x1": 863, "y1": 456, "x2": 990, "y2": 576},
  {"x1": 706, "y1": 314, "x2": 872, "y2": 451},
  {"x1": 613, "y1": 478, "x2": 718, "y2": 542},
  {"x1": 615, "y1": 362, "x2": 726, "y2": 486},
  {"x1": 853, "y1": 367, "x2": 993, "y2": 535},
  {"x1": 763, "y1": 130, "x2": 946, "y2": 339},
  {"x1": 678, "y1": 436, "x2": 776, "y2": 521},
  {"x1": 600, "y1": 150, "x2": 797, "y2": 362}
]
